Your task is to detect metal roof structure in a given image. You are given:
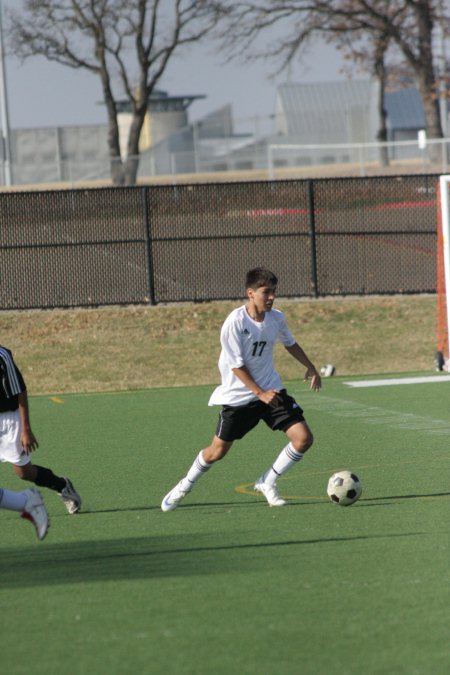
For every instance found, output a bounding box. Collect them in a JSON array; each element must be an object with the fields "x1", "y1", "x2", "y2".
[
  {"x1": 275, "y1": 80, "x2": 428, "y2": 144},
  {"x1": 275, "y1": 80, "x2": 379, "y2": 143},
  {"x1": 384, "y1": 88, "x2": 426, "y2": 131},
  {"x1": 115, "y1": 89, "x2": 205, "y2": 114}
]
